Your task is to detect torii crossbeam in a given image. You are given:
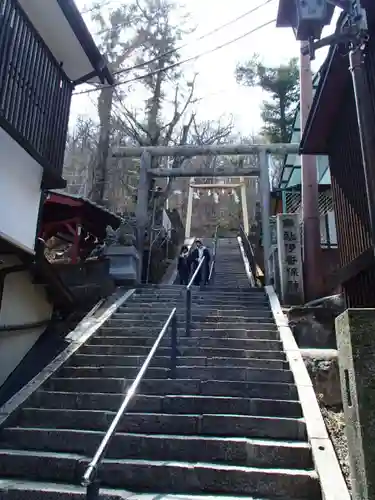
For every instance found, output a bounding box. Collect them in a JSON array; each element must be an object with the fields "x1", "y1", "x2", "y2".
[{"x1": 115, "y1": 143, "x2": 300, "y2": 285}]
